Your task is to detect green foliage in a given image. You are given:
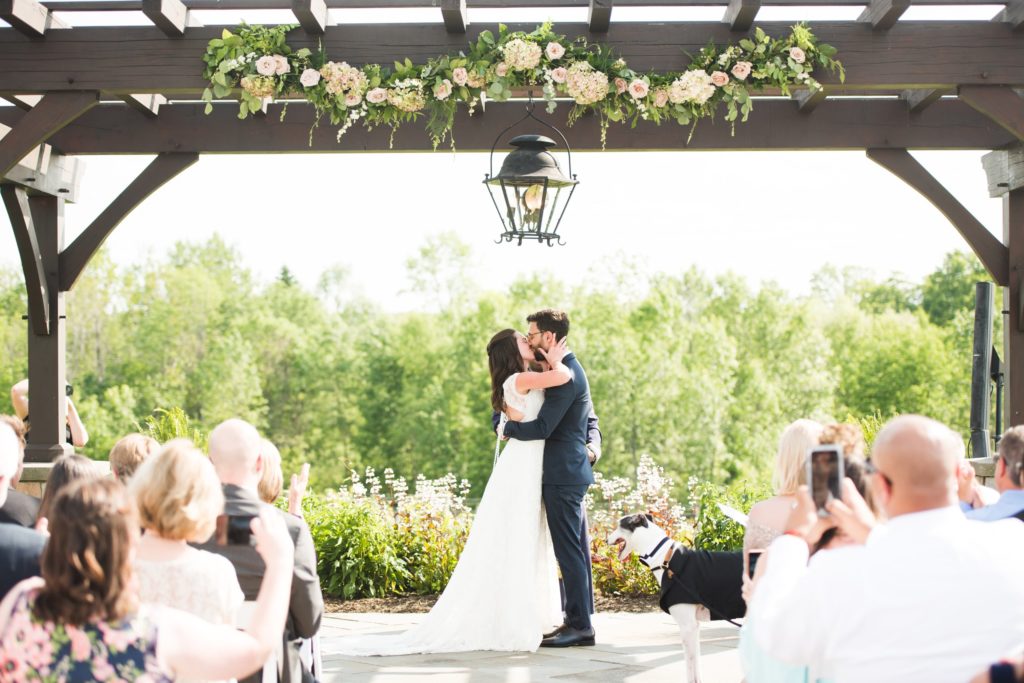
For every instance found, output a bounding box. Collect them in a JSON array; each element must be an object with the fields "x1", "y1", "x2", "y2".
[
  {"x1": 688, "y1": 478, "x2": 774, "y2": 552},
  {"x1": 922, "y1": 251, "x2": 990, "y2": 327},
  {"x1": 140, "y1": 407, "x2": 207, "y2": 451}
]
